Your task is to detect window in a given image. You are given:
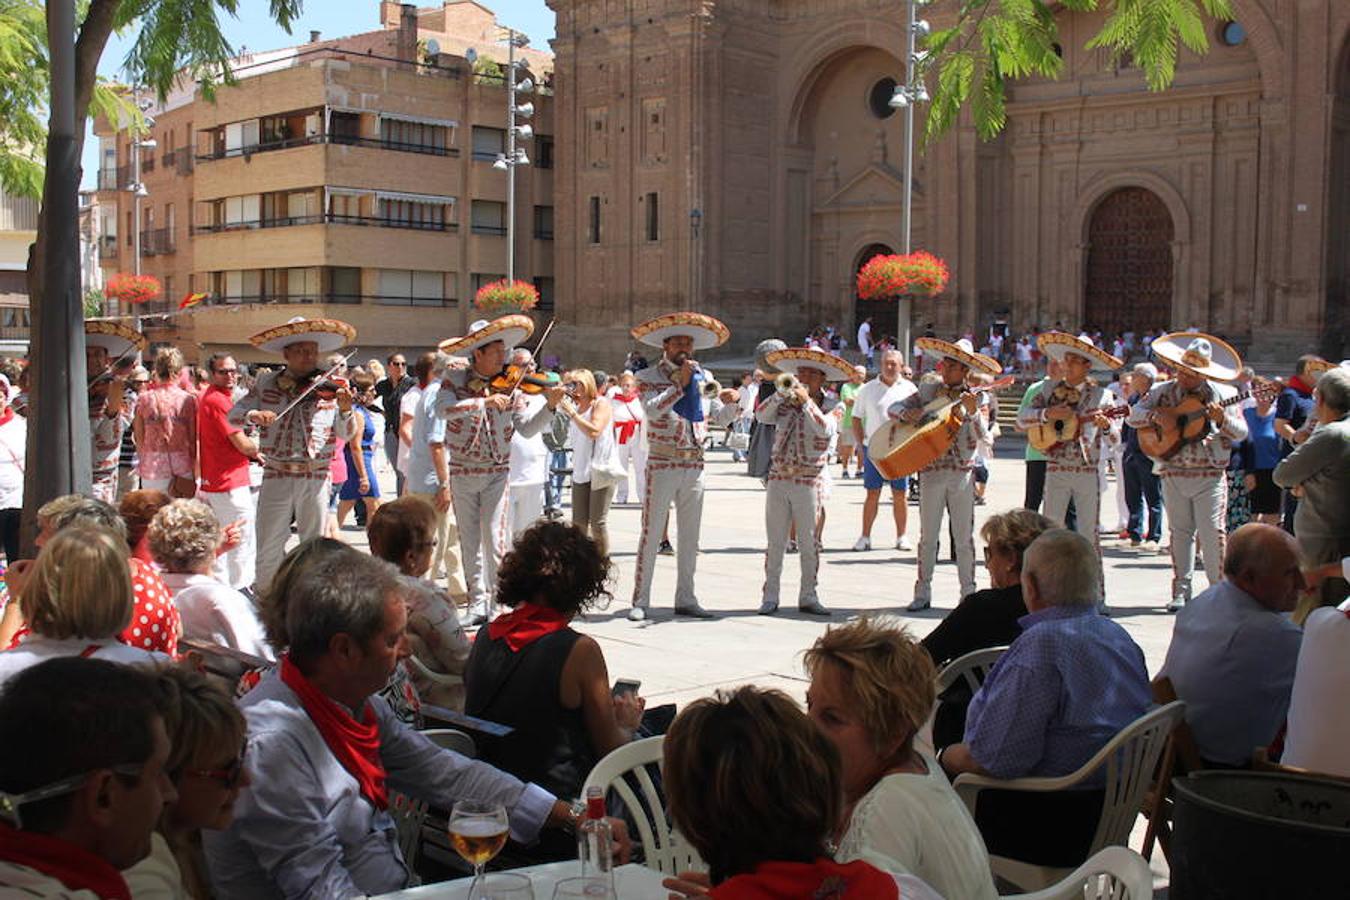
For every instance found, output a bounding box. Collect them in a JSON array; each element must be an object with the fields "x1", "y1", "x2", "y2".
[
  {"x1": 380, "y1": 118, "x2": 449, "y2": 154},
  {"x1": 471, "y1": 273, "x2": 505, "y2": 296},
  {"x1": 224, "y1": 120, "x2": 261, "y2": 155},
  {"x1": 287, "y1": 267, "x2": 321, "y2": 301},
  {"x1": 287, "y1": 191, "x2": 318, "y2": 222},
  {"x1": 222, "y1": 195, "x2": 261, "y2": 228},
  {"x1": 162, "y1": 276, "x2": 173, "y2": 309},
  {"x1": 533, "y1": 276, "x2": 554, "y2": 312},
  {"x1": 221, "y1": 269, "x2": 263, "y2": 302},
  {"x1": 329, "y1": 267, "x2": 361, "y2": 303},
  {"x1": 588, "y1": 196, "x2": 601, "y2": 244},
  {"x1": 472, "y1": 126, "x2": 505, "y2": 162},
  {"x1": 330, "y1": 111, "x2": 361, "y2": 144},
  {"x1": 471, "y1": 200, "x2": 506, "y2": 236},
  {"x1": 536, "y1": 135, "x2": 554, "y2": 169},
  {"x1": 533, "y1": 205, "x2": 554, "y2": 240},
  {"x1": 377, "y1": 269, "x2": 445, "y2": 306},
  {"x1": 379, "y1": 198, "x2": 450, "y2": 230},
  {"x1": 329, "y1": 192, "x2": 363, "y2": 223},
  {"x1": 644, "y1": 192, "x2": 659, "y2": 241}
]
